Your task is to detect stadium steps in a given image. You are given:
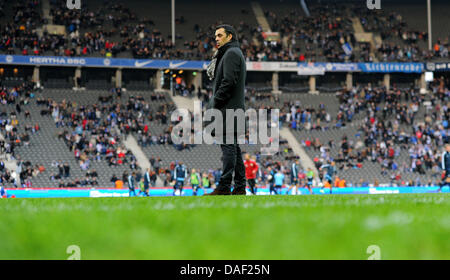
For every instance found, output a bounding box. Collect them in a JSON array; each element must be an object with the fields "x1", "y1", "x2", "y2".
[
  {"x1": 280, "y1": 126, "x2": 318, "y2": 175},
  {"x1": 352, "y1": 17, "x2": 378, "y2": 62},
  {"x1": 42, "y1": 0, "x2": 52, "y2": 24},
  {"x1": 171, "y1": 93, "x2": 201, "y2": 113},
  {"x1": 121, "y1": 132, "x2": 164, "y2": 187},
  {"x1": 0, "y1": 132, "x2": 19, "y2": 183},
  {"x1": 251, "y1": 2, "x2": 272, "y2": 33}
]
